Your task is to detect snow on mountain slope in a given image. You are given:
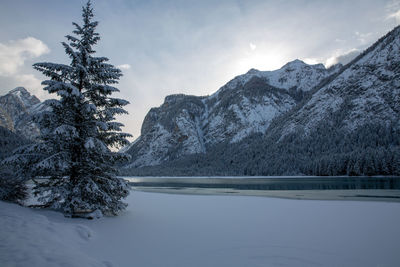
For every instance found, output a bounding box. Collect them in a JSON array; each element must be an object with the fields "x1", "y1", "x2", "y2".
[
  {"x1": 9, "y1": 87, "x2": 40, "y2": 108},
  {"x1": 203, "y1": 76, "x2": 297, "y2": 145},
  {"x1": 0, "y1": 87, "x2": 45, "y2": 139},
  {"x1": 0, "y1": 107, "x2": 14, "y2": 131},
  {"x1": 125, "y1": 95, "x2": 207, "y2": 167},
  {"x1": 215, "y1": 59, "x2": 341, "y2": 96},
  {"x1": 125, "y1": 60, "x2": 340, "y2": 168},
  {"x1": 125, "y1": 24, "x2": 399, "y2": 170},
  {"x1": 280, "y1": 25, "x2": 400, "y2": 137}
]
